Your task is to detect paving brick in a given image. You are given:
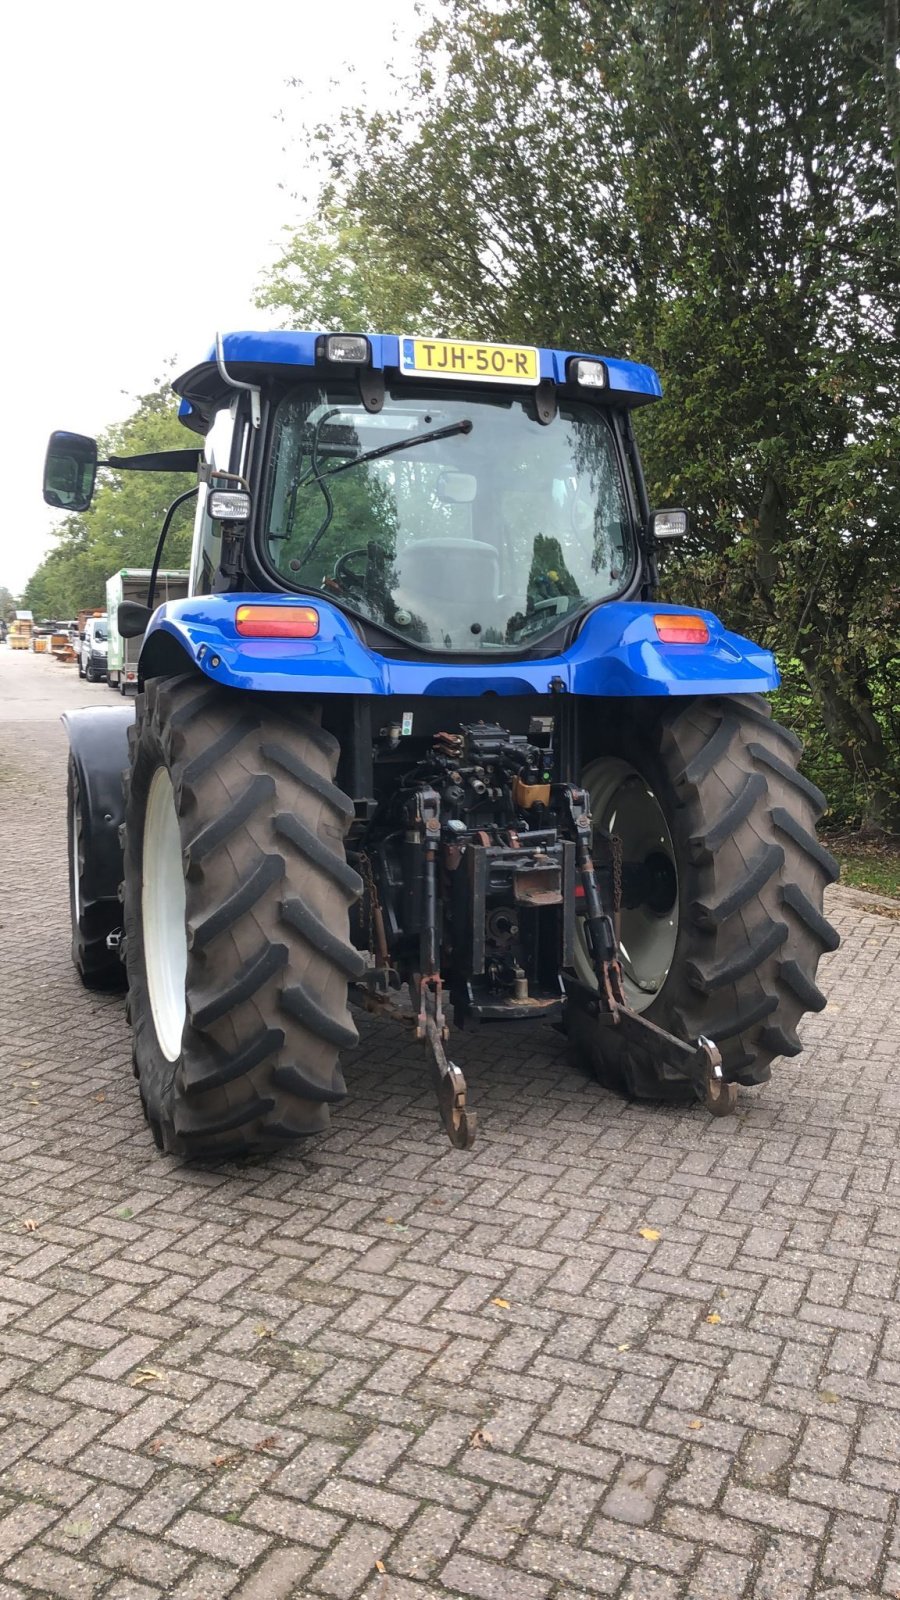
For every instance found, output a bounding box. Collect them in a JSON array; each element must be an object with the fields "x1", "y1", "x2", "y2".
[
  {"x1": 440, "y1": 1551, "x2": 551, "y2": 1600},
  {"x1": 689, "y1": 1548, "x2": 753, "y2": 1597},
  {"x1": 308, "y1": 1521, "x2": 389, "y2": 1597},
  {"x1": 166, "y1": 1509, "x2": 270, "y2": 1567},
  {"x1": 516, "y1": 1535, "x2": 625, "y2": 1593},
  {"x1": 94, "y1": 1528, "x2": 192, "y2": 1586},
  {"x1": 5, "y1": 1544, "x2": 107, "y2": 1599},
  {"x1": 751, "y1": 1532, "x2": 819, "y2": 1599},
  {"x1": 602, "y1": 1460, "x2": 667, "y2": 1525},
  {"x1": 315, "y1": 1477, "x2": 417, "y2": 1529},
  {"x1": 231, "y1": 1545, "x2": 317, "y2": 1597},
  {"x1": 820, "y1": 1512, "x2": 885, "y2": 1585},
  {"x1": 393, "y1": 1505, "x2": 468, "y2": 1578}
]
